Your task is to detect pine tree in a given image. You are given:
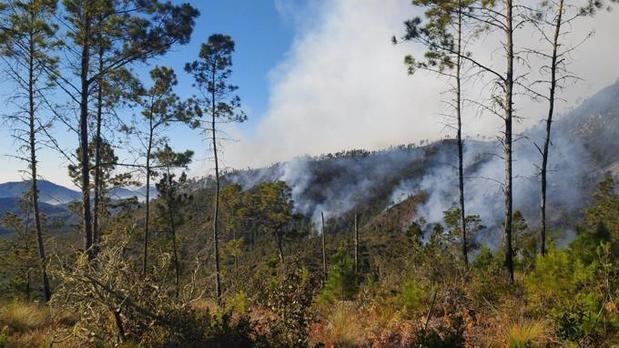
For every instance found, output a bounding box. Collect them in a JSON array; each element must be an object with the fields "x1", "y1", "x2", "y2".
[
  {"x1": 154, "y1": 144, "x2": 193, "y2": 298},
  {"x1": 397, "y1": 0, "x2": 472, "y2": 266},
  {"x1": 0, "y1": 0, "x2": 60, "y2": 301},
  {"x1": 58, "y1": 0, "x2": 198, "y2": 257},
  {"x1": 135, "y1": 66, "x2": 194, "y2": 274},
  {"x1": 185, "y1": 34, "x2": 247, "y2": 303},
  {"x1": 402, "y1": 0, "x2": 525, "y2": 281}
]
